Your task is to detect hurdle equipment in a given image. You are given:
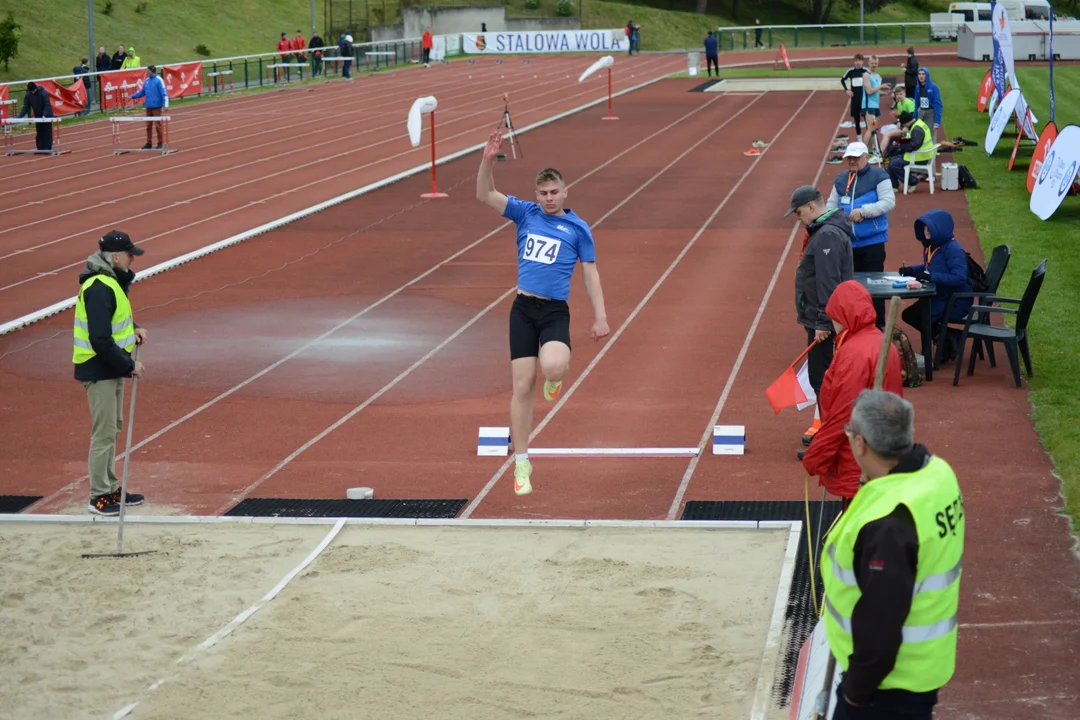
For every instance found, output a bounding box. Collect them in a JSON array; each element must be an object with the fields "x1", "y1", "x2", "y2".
[
  {"x1": 407, "y1": 96, "x2": 447, "y2": 198},
  {"x1": 477, "y1": 425, "x2": 745, "y2": 457},
  {"x1": 577, "y1": 55, "x2": 618, "y2": 121},
  {"x1": 1, "y1": 118, "x2": 68, "y2": 156},
  {"x1": 110, "y1": 116, "x2": 173, "y2": 155},
  {"x1": 711, "y1": 425, "x2": 746, "y2": 455}
]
